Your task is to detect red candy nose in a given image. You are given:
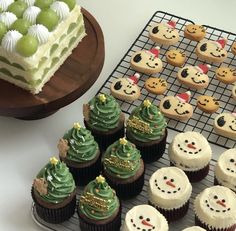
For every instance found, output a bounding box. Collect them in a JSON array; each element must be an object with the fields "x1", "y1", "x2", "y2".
[
  {"x1": 166, "y1": 180, "x2": 176, "y2": 188},
  {"x1": 217, "y1": 200, "x2": 226, "y2": 207},
  {"x1": 142, "y1": 220, "x2": 153, "y2": 227},
  {"x1": 187, "y1": 143, "x2": 196, "y2": 149}
]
